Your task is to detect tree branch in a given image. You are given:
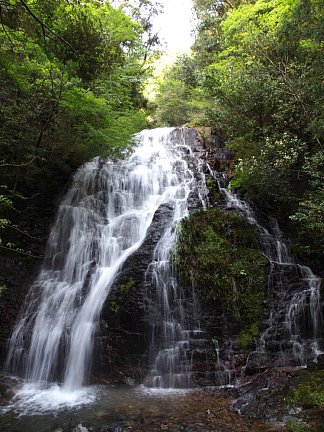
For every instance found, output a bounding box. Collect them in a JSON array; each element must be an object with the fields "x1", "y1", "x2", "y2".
[
  {"x1": 0, "y1": 5, "x2": 15, "y2": 49},
  {"x1": 0, "y1": 158, "x2": 36, "y2": 167},
  {"x1": 0, "y1": 245, "x2": 43, "y2": 258},
  {"x1": 8, "y1": 223, "x2": 48, "y2": 240},
  {"x1": 19, "y1": 0, "x2": 79, "y2": 56}
]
